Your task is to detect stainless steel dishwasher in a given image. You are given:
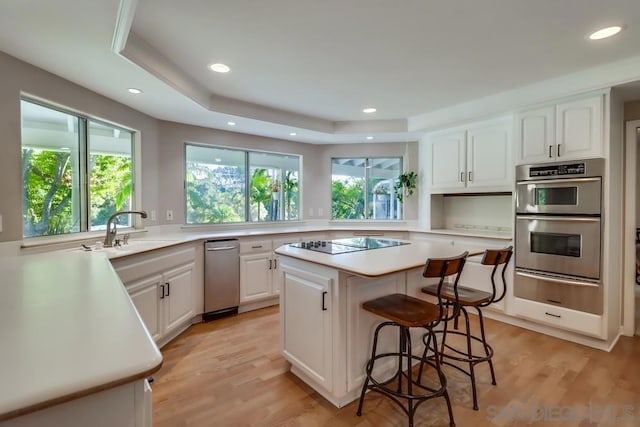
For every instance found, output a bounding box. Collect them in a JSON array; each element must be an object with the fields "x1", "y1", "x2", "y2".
[{"x1": 204, "y1": 239, "x2": 240, "y2": 320}]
